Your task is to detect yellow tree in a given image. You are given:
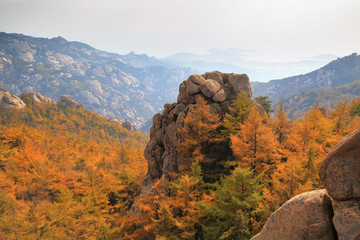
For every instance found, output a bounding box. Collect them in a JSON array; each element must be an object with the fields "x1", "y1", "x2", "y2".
[
  {"x1": 177, "y1": 97, "x2": 220, "y2": 172},
  {"x1": 230, "y1": 110, "x2": 279, "y2": 176},
  {"x1": 273, "y1": 100, "x2": 292, "y2": 145}
]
